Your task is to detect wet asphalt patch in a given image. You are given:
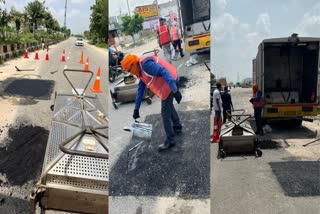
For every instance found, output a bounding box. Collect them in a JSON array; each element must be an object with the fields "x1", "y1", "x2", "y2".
[
  {"x1": 0, "y1": 125, "x2": 48, "y2": 186},
  {"x1": 3, "y1": 78, "x2": 55, "y2": 100},
  {"x1": 178, "y1": 76, "x2": 189, "y2": 89},
  {"x1": 110, "y1": 110, "x2": 210, "y2": 199},
  {"x1": 270, "y1": 161, "x2": 320, "y2": 197}
]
